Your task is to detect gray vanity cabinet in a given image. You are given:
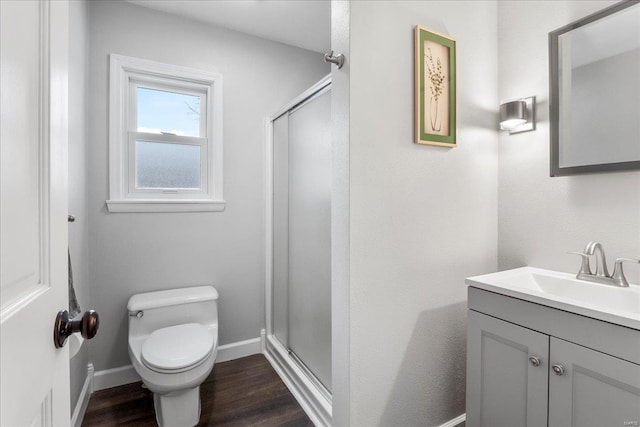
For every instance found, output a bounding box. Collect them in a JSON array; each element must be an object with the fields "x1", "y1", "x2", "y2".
[
  {"x1": 548, "y1": 337, "x2": 640, "y2": 427},
  {"x1": 466, "y1": 310, "x2": 548, "y2": 427},
  {"x1": 466, "y1": 288, "x2": 640, "y2": 427}
]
